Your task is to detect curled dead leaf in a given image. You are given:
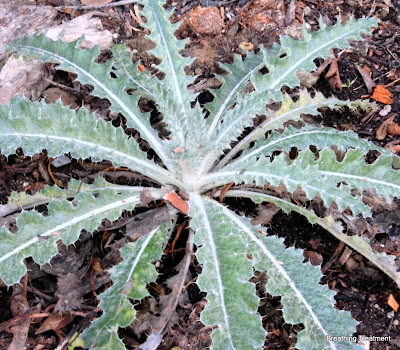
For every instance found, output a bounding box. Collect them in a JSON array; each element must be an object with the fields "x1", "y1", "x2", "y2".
[{"x1": 376, "y1": 116, "x2": 394, "y2": 140}]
